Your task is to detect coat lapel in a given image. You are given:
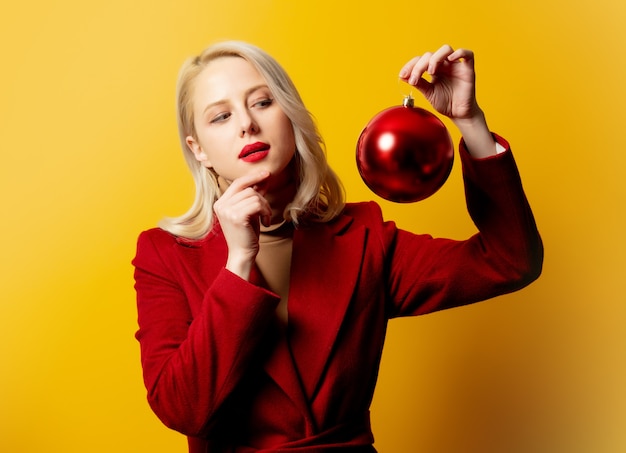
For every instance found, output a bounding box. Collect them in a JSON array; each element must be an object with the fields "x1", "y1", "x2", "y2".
[
  {"x1": 262, "y1": 329, "x2": 315, "y2": 423},
  {"x1": 285, "y1": 212, "x2": 367, "y2": 401}
]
